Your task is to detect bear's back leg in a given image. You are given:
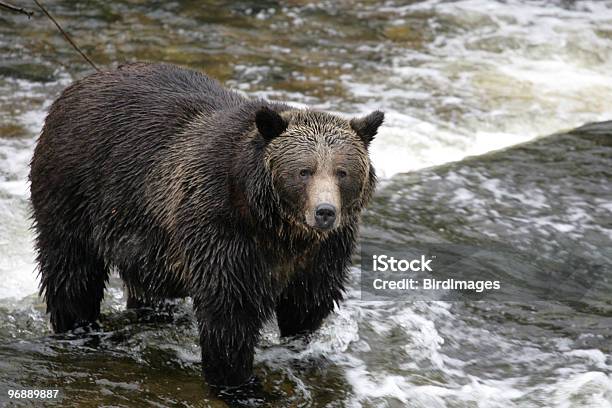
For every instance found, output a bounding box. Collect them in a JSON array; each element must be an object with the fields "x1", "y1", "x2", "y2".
[
  {"x1": 35, "y1": 230, "x2": 109, "y2": 332},
  {"x1": 121, "y1": 269, "x2": 155, "y2": 310}
]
